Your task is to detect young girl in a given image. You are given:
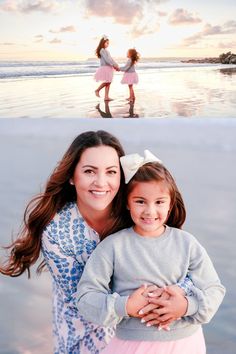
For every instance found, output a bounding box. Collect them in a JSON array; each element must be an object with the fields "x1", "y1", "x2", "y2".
[
  {"x1": 77, "y1": 149, "x2": 225, "y2": 354},
  {"x1": 94, "y1": 35, "x2": 119, "y2": 101},
  {"x1": 120, "y1": 48, "x2": 140, "y2": 102}
]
